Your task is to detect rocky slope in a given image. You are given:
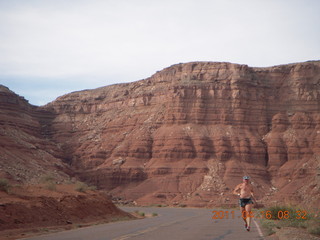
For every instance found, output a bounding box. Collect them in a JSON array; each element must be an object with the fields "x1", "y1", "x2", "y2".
[
  {"x1": 0, "y1": 85, "x2": 72, "y2": 183},
  {"x1": 1, "y1": 61, "x2": 320, "y2": 208}
]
